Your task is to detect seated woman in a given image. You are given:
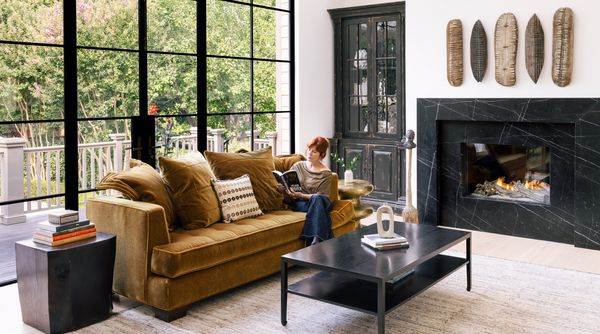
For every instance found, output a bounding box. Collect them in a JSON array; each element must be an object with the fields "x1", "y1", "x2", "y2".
[{"x1": 281, "y1": 136, "x2": 333, "y2": 246}]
